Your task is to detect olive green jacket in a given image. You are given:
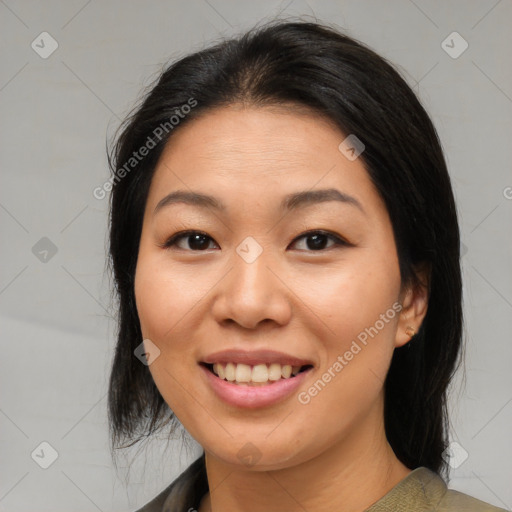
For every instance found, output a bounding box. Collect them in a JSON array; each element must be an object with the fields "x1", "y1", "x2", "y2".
[{"x1": 135, "y1": 454, "x2": 508, "y2": 512}]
